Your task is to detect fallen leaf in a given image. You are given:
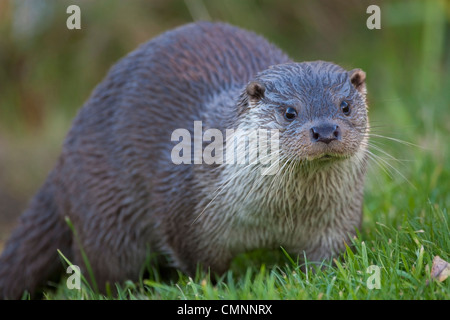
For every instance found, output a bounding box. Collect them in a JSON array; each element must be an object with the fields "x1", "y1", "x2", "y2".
[{"x1": 430, "y1": 256, "x2": 450, "y2": 282}]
